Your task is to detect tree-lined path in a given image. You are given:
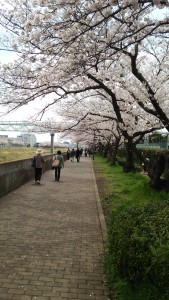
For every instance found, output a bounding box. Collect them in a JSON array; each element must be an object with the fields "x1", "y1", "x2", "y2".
[{"x1": 0, "y1": 157, "x2": 108, "y2": 300}]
